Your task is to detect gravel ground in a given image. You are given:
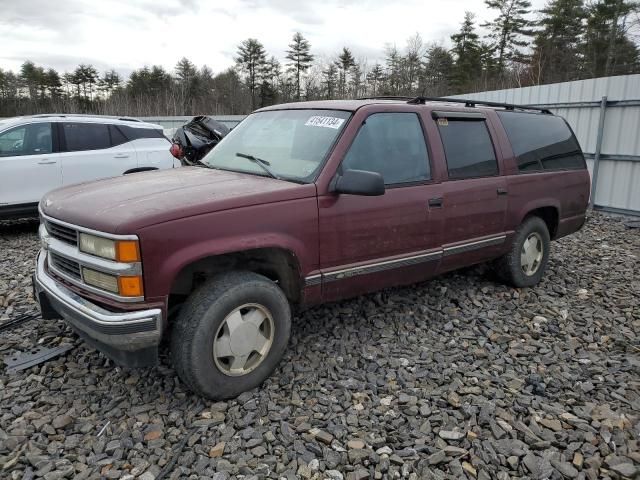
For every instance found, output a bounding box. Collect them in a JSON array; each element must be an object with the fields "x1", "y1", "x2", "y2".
[{"x1": 0, "y1": 213, "x2": 639, "y2": 480}]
